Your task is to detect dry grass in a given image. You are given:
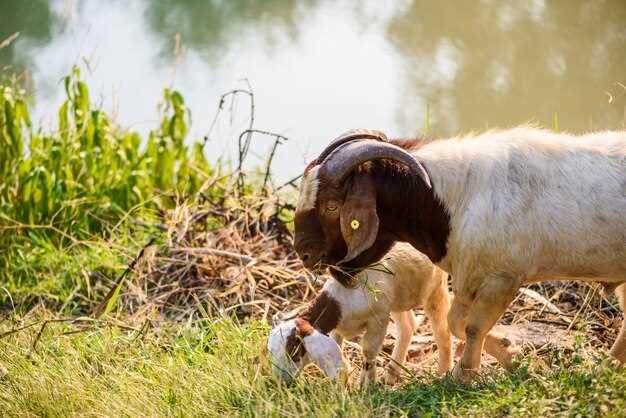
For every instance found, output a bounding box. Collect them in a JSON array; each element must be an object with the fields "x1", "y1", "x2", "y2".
[{"x1": 110, "y1": 187, "x2": 318, "y2": 324}]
